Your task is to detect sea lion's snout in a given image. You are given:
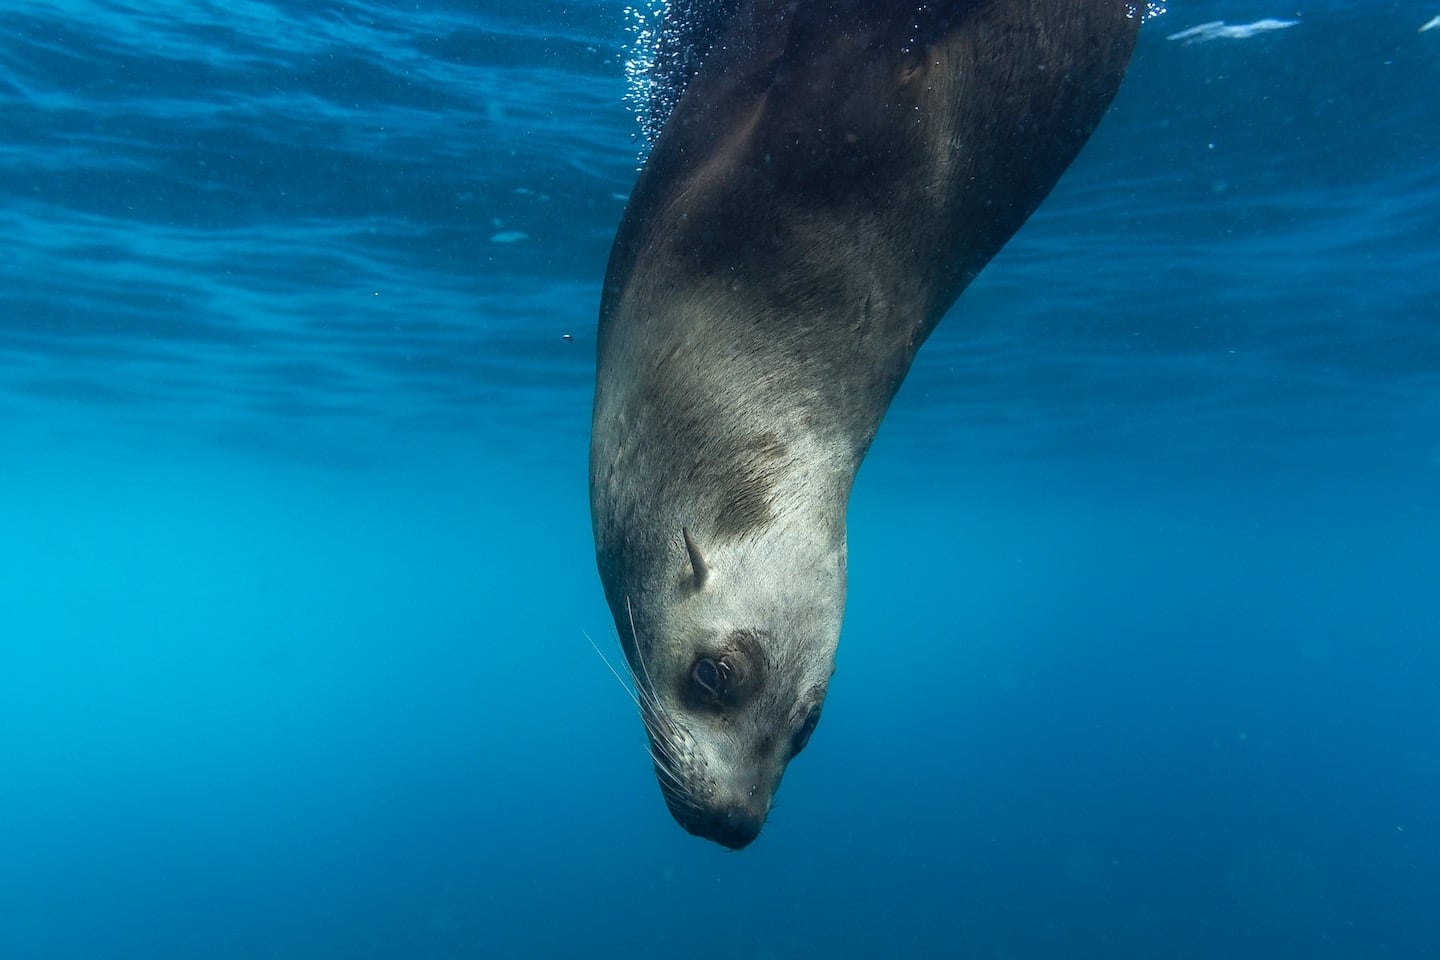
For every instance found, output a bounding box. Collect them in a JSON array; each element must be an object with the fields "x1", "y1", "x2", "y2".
[
  {"x1": 634, "y1": 618, "x2": 828, "y2": 849},
  {"x1": 665, "y1": 784, "x2": 770, "y2": 850},
  {"x1": 690, "y1": 802, "x2": 766, "y2": 850}
]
